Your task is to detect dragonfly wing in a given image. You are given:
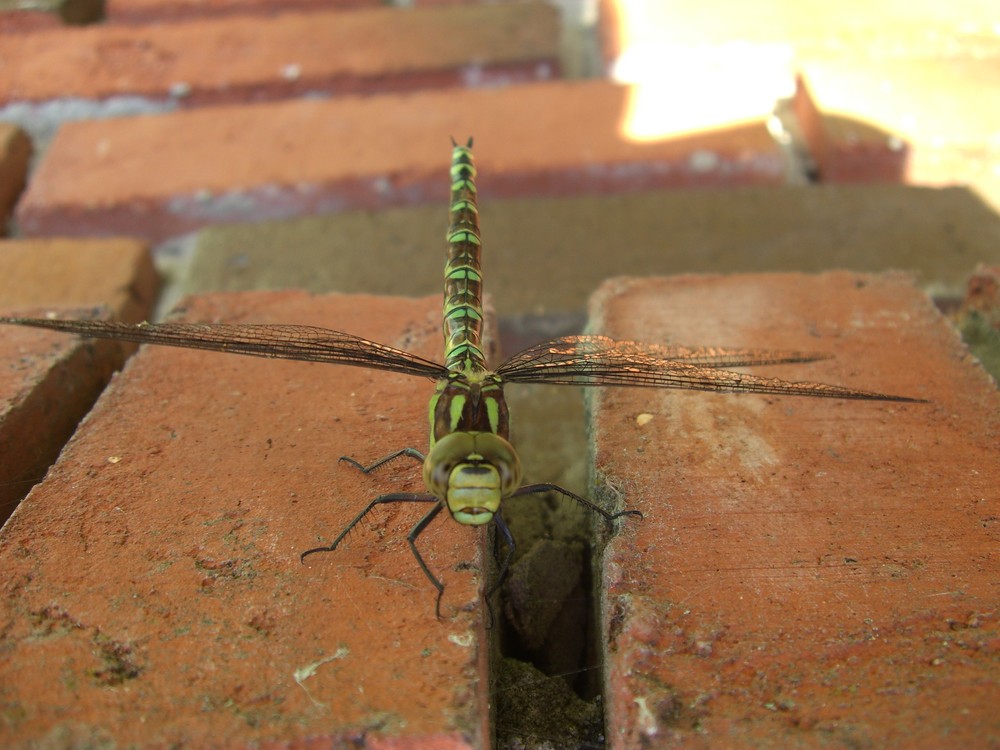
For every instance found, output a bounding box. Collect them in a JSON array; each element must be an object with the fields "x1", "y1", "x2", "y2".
[
  {"x1": 0, "y1": 317, "x2": 450, "y2": 380},
  {"x1": 497, "y1": 335, "x2": 925, "y2": 402},
  {"x1": 499, "y1": 335, "x2": 830, "y2": 370}
]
